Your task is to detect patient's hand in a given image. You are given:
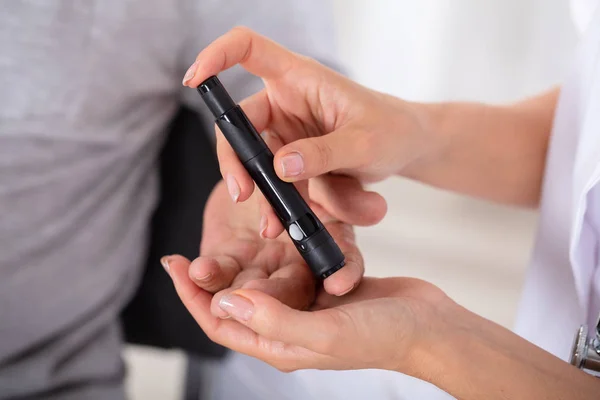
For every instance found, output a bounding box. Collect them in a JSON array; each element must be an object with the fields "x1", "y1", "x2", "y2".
[
  {"x1": 167, "y1": 253, "x2": 452, "y2": 375},
  {"x1": 168, "y1": 174, "x2": 369, "y2": 319},
  {"x1": 166, "y1": 259, "x2": 600, "y2": 400}
]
